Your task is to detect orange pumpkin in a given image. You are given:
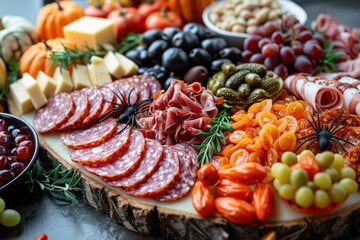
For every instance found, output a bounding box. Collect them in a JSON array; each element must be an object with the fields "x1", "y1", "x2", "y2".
[
  {"x1": 36, "y1": 0, "x2": 85, "y2": 40},
  {"x1": 167, "y1": 0, "x2": 214, "y2": 23},
  {"x1": 19, "y1": 38, "x2": 74, "y2": 78}
]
